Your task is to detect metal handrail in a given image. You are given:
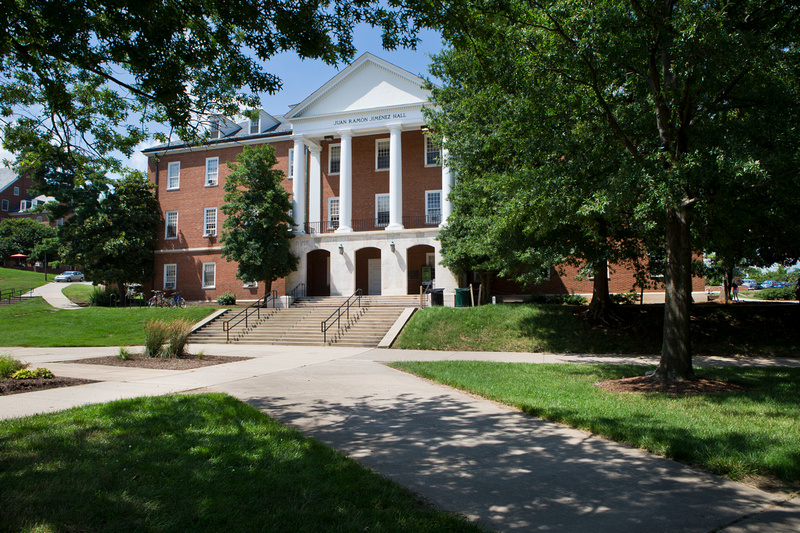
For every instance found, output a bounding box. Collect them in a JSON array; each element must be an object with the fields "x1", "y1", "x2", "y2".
[
  {"x1": 0, "y1": 287, "x2": 35, "y2": 304},
  {"x1": 321, "y1": 289, "x2": 363, "y2": 344},
  {"x1": 290, "y1": 283, "x2": 306, "y2": 300},
  {"x1": 222, "y1": 290, "x2": 278, "y2": 343}
]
